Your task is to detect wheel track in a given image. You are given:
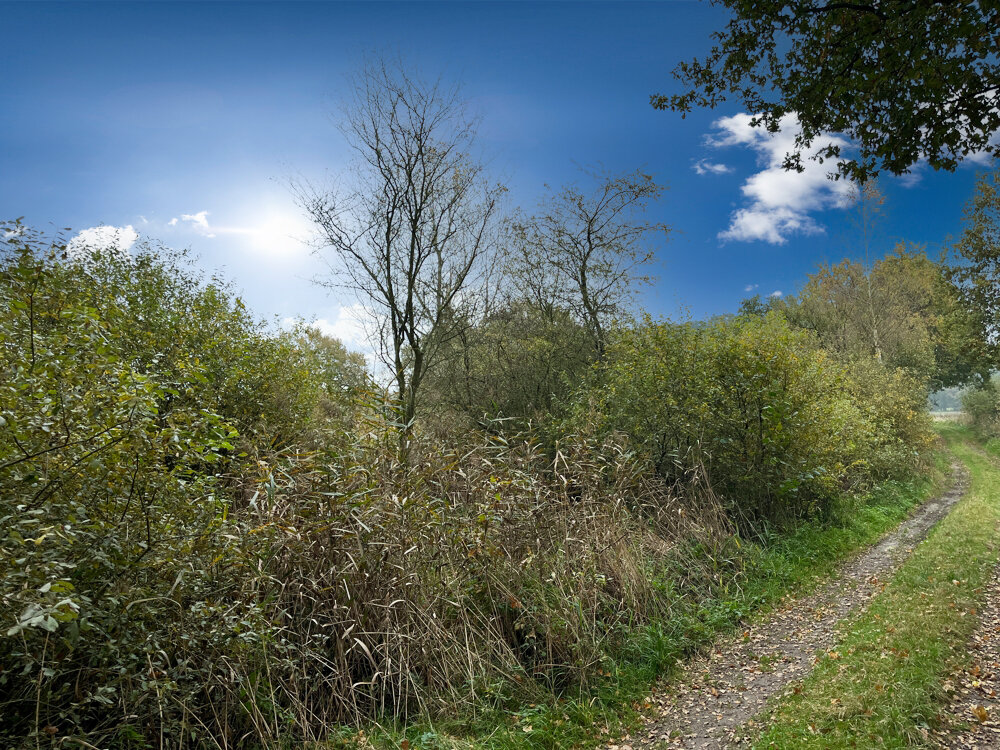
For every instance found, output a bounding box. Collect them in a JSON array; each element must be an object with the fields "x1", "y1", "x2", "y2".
[{"x1": 606, "y1": 460, "x2": 969, "y2": 749}]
